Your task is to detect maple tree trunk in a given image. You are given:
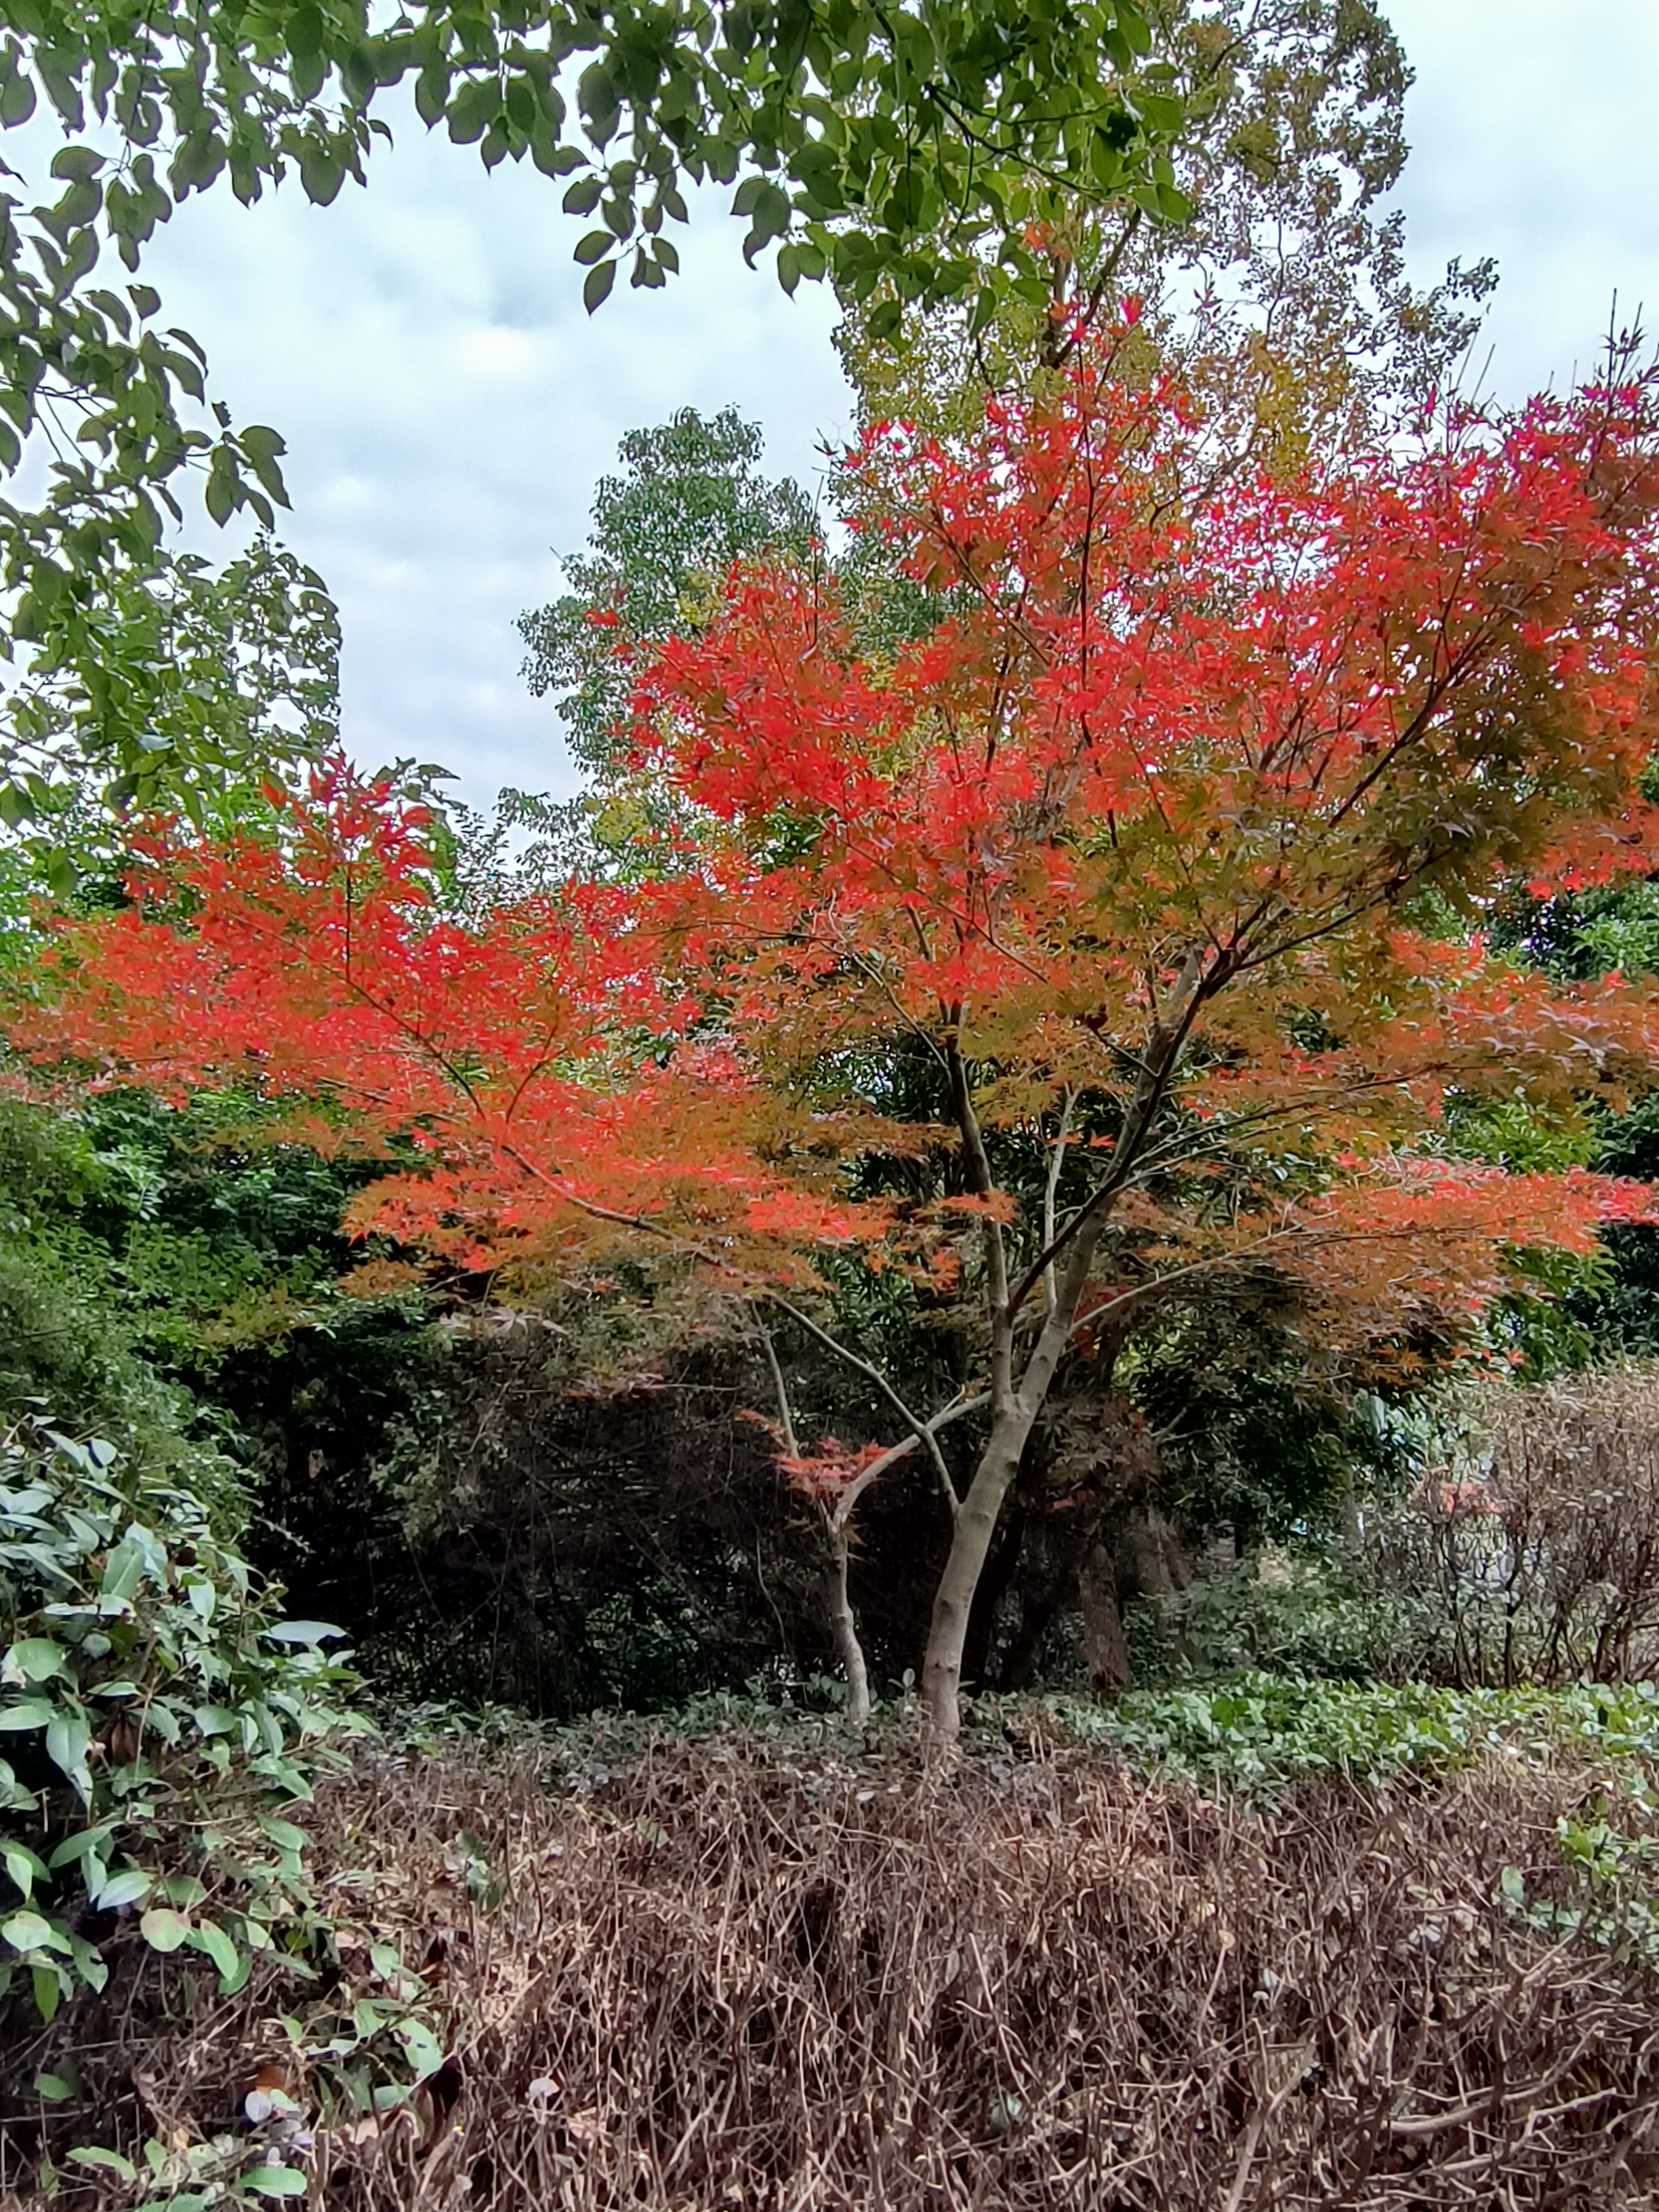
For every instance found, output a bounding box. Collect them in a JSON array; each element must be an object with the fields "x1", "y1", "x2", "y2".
[
  {"x1": 824, "y1": 1519, "x2": 872, "y2": 1727},
  {"x1": 922, "y1": 1414, "x2": 1036, "y2": 1732},
  {"x1": 924, "y1": 1001, "x2": 1202, "y2": 1736}
]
